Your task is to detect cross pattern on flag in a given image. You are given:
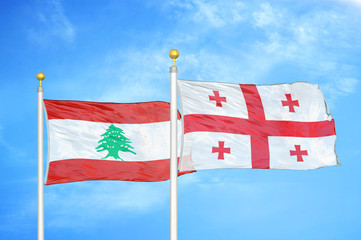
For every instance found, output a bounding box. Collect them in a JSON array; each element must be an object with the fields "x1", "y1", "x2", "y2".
[{"x1": 178, "y1": 79, "x2": 338, "y2": 171}]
